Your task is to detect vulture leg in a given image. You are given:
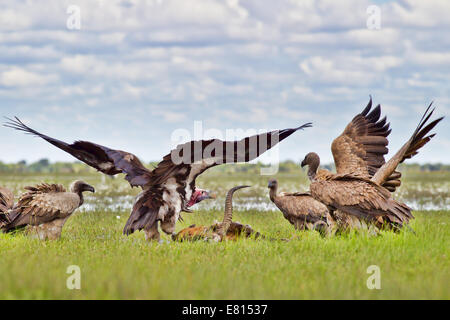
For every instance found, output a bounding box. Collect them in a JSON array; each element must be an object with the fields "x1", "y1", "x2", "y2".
[
  {"x1": 312, "y1": 221, "x2": 329, "y2": 236},
  {"x1": 25, "y1": 218, "x2": 68, "y2": 240},
  {"x1": 144, "y1": 222, "x2": 160, "y2": 241},
  {"x1": 160, "y1": 215, "x2": 177, "y2": 236}
]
